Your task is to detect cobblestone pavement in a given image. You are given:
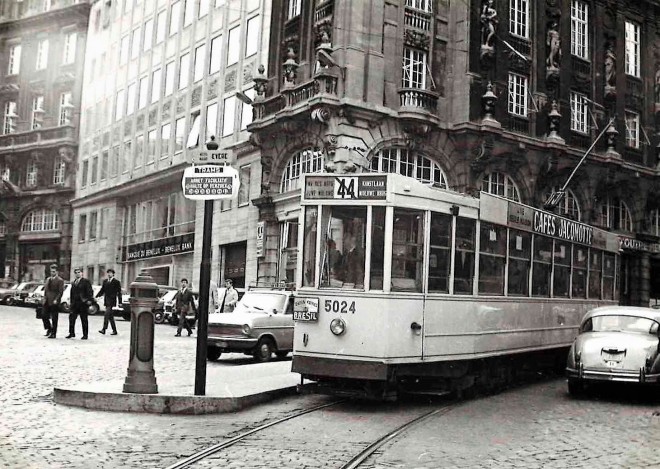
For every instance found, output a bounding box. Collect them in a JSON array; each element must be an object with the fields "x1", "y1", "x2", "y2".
[{"x1": 4, "y1": 305, "x2": 660, "y2": 468}]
